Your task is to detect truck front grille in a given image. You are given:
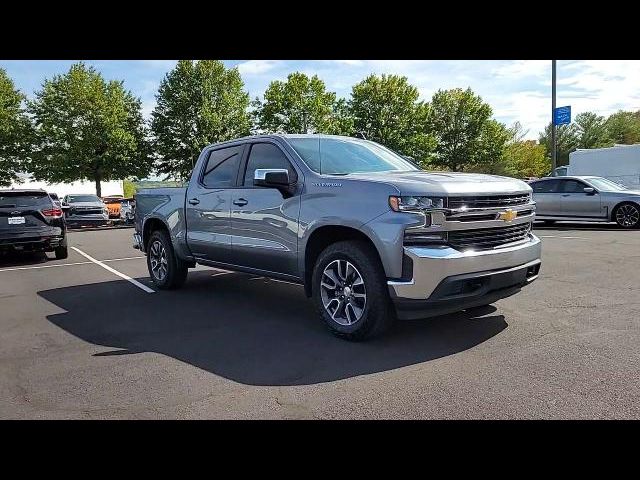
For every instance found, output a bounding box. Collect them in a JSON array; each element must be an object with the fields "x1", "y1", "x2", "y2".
[
  {"x1": 448, "y1": 222, "x2": 532, "y2": 250},
  {"x1": 448, "y1": 194, "x2": 531, "y2": 209}
]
